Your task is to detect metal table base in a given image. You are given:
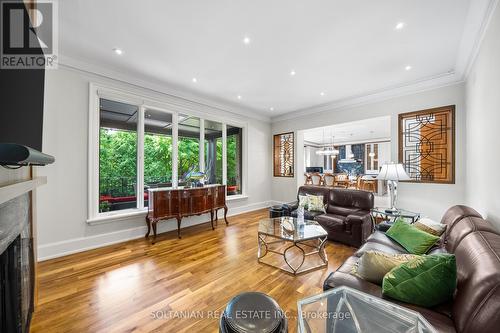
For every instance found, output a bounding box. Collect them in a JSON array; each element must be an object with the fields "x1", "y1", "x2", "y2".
[{"x1": 257, "y1": 233, "x2": 328, "y2": 275}]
